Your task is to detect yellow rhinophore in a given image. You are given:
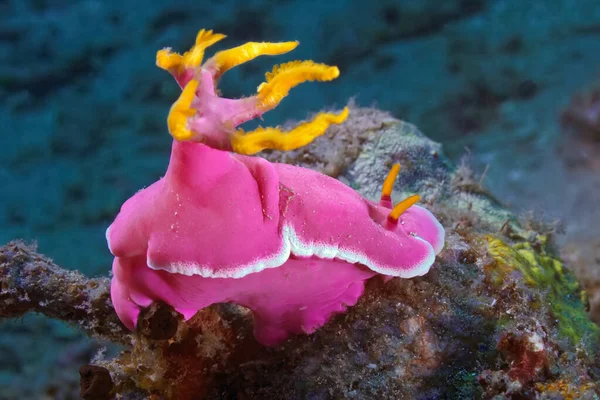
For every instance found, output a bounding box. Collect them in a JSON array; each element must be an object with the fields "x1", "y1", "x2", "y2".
[
  {"x1": 229, "y1": 58, "x2": 346, "y2": 154},
  {"x1": 231, "y1": 107, "x2": 349, "y2": 155},
  {"x1": 167, "y1": 80, "x2": 199, "y2": 141},
  {"x1": 155, "y1": 49, "x2": 182, "y2": 71},
  {"x1": 158, "y1": 28, "x2": 349, "y2": 153},
  {"x1": 256, "y1": 61, "x2": 340, "y2": 112},
  {"x1": 209, "y1": 41, "x2": 299, "y2": 80},
  {"x1": 157, "y1": 29, "x2": 226, "y2": 73}
]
